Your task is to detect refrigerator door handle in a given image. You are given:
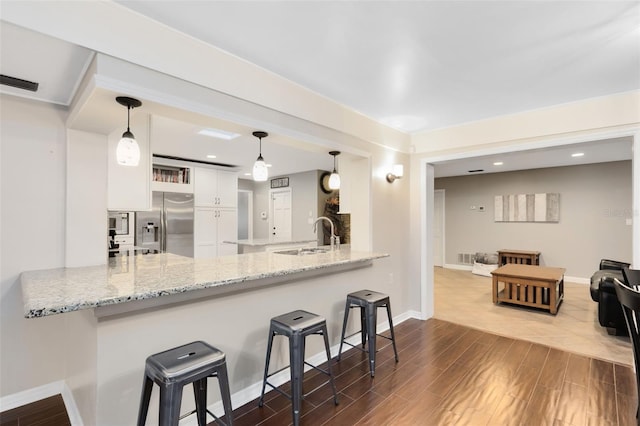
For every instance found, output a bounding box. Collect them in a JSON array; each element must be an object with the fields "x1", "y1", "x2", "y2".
[{"x1": 161, "y1": 207, "x2": 167, "y2": 252}]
